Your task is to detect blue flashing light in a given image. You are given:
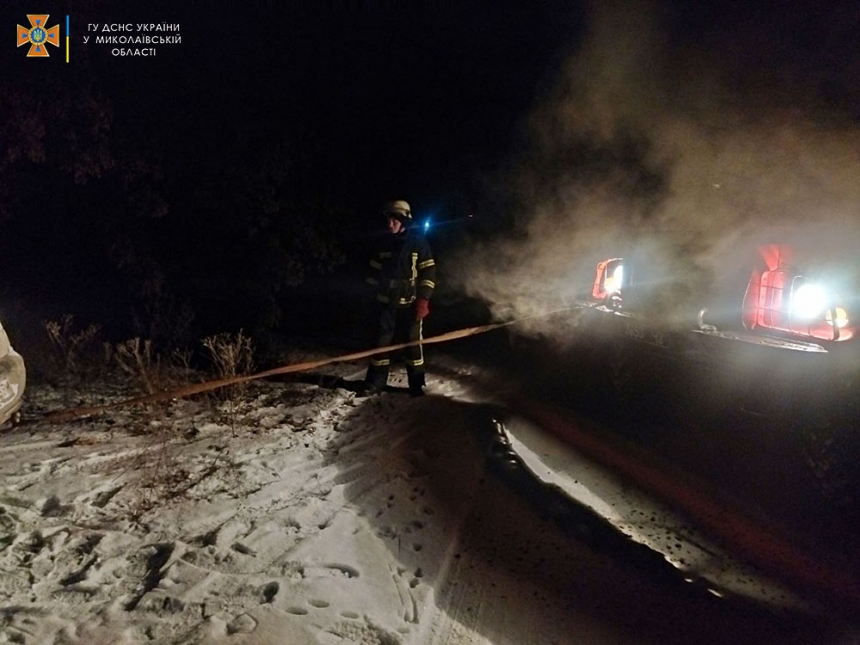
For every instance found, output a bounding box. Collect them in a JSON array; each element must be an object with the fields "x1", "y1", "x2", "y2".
[{"x1": 423, "y1": 218, "x2": 431, "y2": 232}]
